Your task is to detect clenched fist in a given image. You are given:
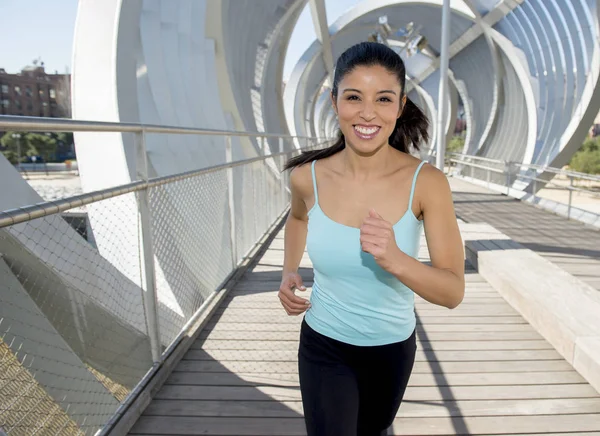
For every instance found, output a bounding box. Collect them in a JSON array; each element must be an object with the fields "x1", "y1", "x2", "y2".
[
  {"x1": 360, "y1": 209, "x2": 402, "y2": 273},
  {"x1": 278, "y1": 272, "x2": 311, "y2": 316}
]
